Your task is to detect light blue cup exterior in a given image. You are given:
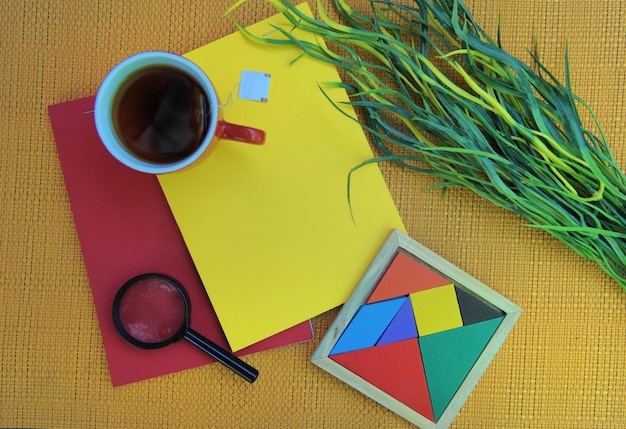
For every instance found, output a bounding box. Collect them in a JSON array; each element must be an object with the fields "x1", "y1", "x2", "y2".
[{"x1": 94, "y1": 51, "x2": 219, "y2": 174}]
